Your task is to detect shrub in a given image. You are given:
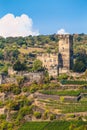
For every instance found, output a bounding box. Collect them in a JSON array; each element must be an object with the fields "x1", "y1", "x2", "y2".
[
  {"x1": 34, "y1": 111, "x2": 42, "y2": 119},
  {"x1": 11, "y1": 112, "x2": 18, "y2": 120},
  {"x1": 0, "y1": 84, "x2": 12, "y2": 92},
  {"x1": 1, "y1": 65, "x2": 8, "y2": 76},
  {"x1": 0, "y1": 121, "x2": 13, "y2": 130},
  {"x1": 42, "y1": 84, "x2": 49, "y2": 90},
  {"x1": 0, "y1": 114, "x2": 7, "y2": 120},
  {"x1": 60, "y1": 96, "x2": 65, "y2": 102},
  {"x1": 43, "y1": 110, "x2": 49, "y2": 120},
  {"x1": 58, "y1": 74, "x2": 68, "y2": 81},
  {"x1": 29, "y1": 83, "x2": 39, "y2": 93},
  {"x1": 13, "y1": 60, "x2": 27, "y2": 71},
  {"x1": 22, "y1": 87, "x2": 28, "y2": 92},
  {"x1": 73, "y1": 61, "x2": 86, "y2": 73},
  {"x1": 30, "y1": 87, "x2": 38, "y2": 93},
  {"x1": 66, "y1": 114, "x2": 75, "y2": 118},
  {"x1": 0, "y1": 101, "x2": 4, "y2": 108},
  {"x1": 32, "y1": 59, "x2": 43, "y2": 72},
  {"x1": 50, "y1": 114, "x2": 56, "y2": 120},
  {"x1": 8, "y1": 101, "x2": 20, "y2": 111},
  {"x1": 12, "y1": 86, "x2": 21, "y2": 95},
  {"x1": 49, "y1": 83, "x2": 60, "y2": 89},
  {"x1": 17, "y1": 106, "x2": 33, "y2": 121},
  {"x1": 16, "y1": 76, "x2": 25, "y2": 85}
]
